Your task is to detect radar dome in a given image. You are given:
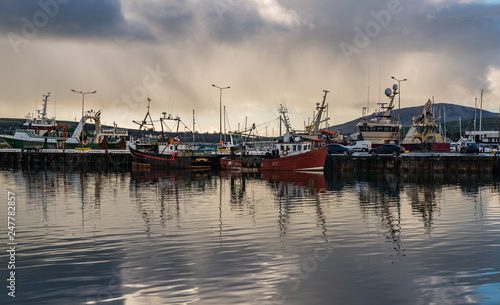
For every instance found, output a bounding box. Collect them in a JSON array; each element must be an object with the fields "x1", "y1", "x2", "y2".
[
  {"x1": 385, "y1": 88, "x2": 392, "y2": 96},
  {"x1": 393, "y1": 84, "x2": 398, "y2": 91}
]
